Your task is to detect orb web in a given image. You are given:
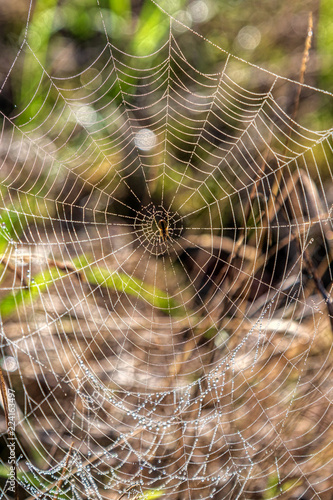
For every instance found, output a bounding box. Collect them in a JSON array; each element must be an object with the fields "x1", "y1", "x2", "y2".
[{"x1": 0, "y1": 1, "x2": 333, "y2": 499}]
